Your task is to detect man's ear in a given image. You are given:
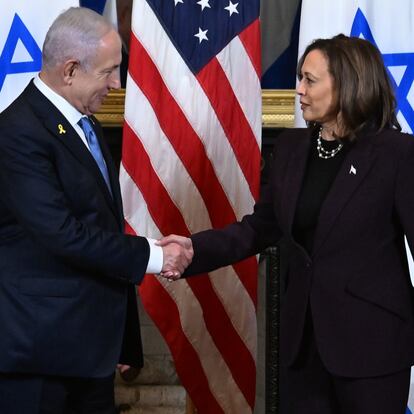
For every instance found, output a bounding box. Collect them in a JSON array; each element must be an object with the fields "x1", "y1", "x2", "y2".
[{"x1": 63, "y1": 59, "x2": 80, "y2": 85}]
